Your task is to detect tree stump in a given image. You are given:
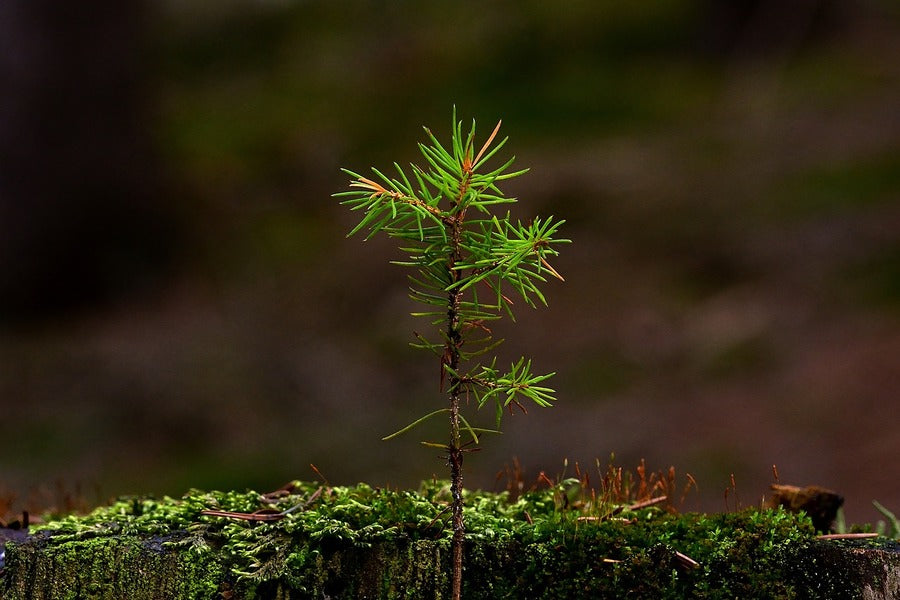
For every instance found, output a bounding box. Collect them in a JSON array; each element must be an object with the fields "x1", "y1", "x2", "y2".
[{"x1": 1, "y1": 484, "x2": 898, "y2": 599}]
